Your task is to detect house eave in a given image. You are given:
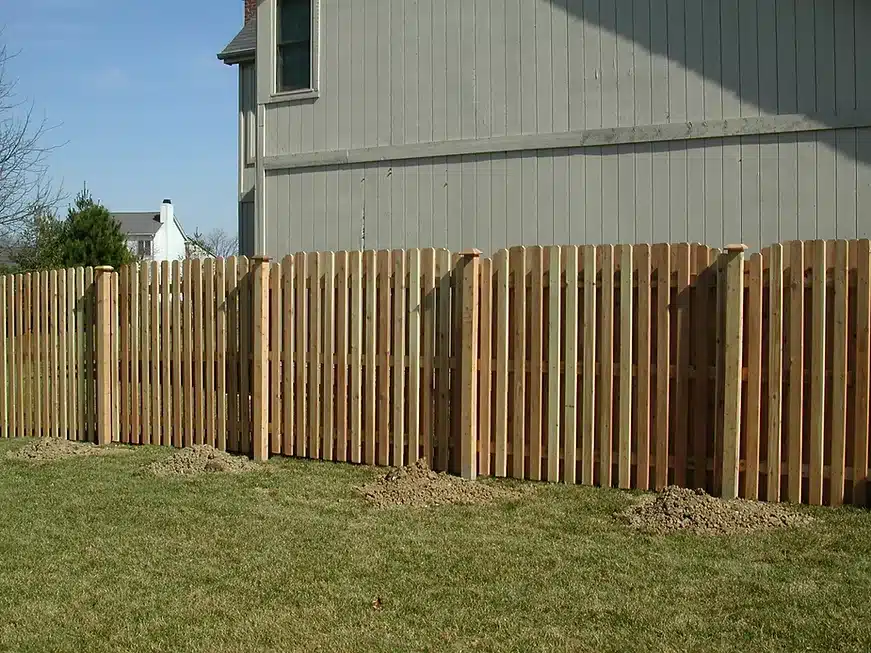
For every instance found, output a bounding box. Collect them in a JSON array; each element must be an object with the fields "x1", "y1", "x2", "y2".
[{"x1": 217, "y1": 49, "x2": 256, "y2": 65}]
